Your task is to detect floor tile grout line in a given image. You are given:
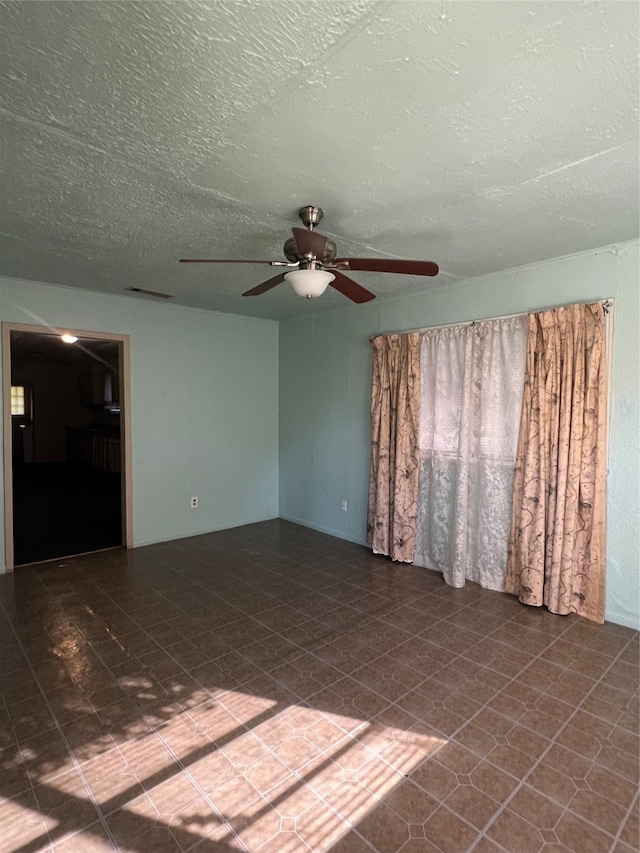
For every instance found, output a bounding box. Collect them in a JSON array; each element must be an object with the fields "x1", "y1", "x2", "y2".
[
  {"x1": 241, "y1": 728, "x2": 386, "y2": 850},
  {"x1": 465, "y1": 627, "x2": 640, "y2": 851},
  {"x1": 81, "y1": 558, "x2": 444, "y2": 846},
  {"x1": 6, "y1": 560, "x2": 259, "y2": 852},
  {"x1": 16, "y1": 556, "x2": 635, "y2": 843},
  {"x1": 238, "y1": 574, "x2": 574, "y2": 847},
  {"x1": 3, "y1": 564, "x2": 636, "y2": 728},
  {"x1": 481, "y1": 627, "x2": 638, "y2": 844},
  {"x1": 364, "y1": 617, "x2": 575, "y2": 848},
  {"x1": 150, "y1": 559, "x2": 418, "y2": 732},
  {"x1": 611, "y1": 788, "x2": 638, "y2": 850},
  {"x1": 467, "y1": 830, "x2": 514, "y2": 853},
  {"x1": 173, "y1": 548, "x2": 499, "y2": 845},
  {"x1": 363, "y1": 609, "x2": 637, "y2": 849},
  {"x1": 0, "y1": 656, "x2": 48, "y2": 846},
  {"x1": 48, "y1": 556, "x2": 491, "y2": 849},
  {"x1": 591, "y1": 632, "x2": 640, "y2": 852},
  {"x1": 62, "y1": 584, "x2": 271, "y2": 852},
  {"x1": 0, "y1": 592, "x2": 123, "y2": 853},
  {"x1": 5, "y1": 535, "x2": 637, "y2": 853}
]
